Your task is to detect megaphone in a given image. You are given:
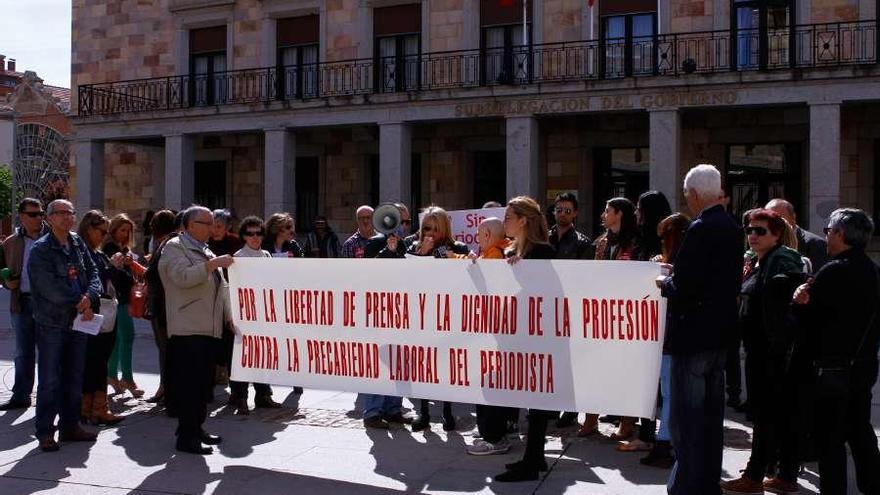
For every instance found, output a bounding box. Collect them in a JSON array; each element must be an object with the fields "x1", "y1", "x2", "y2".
[{"x1": 372, "y1": 203, "x2": 402, "y2": 235}]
